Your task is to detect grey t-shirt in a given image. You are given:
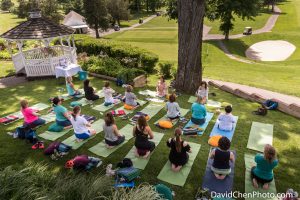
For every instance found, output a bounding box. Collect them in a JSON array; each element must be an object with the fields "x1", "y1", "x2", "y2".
[
  {"x1": 166, "y1": 102, "x2": 180, "y2": 118},
  {"x1": 125, "y1": 92, "x2": 137, "y2": 106},
  {"x1": 103, "y1": 124, "x2": 118, "y2": 142}
]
